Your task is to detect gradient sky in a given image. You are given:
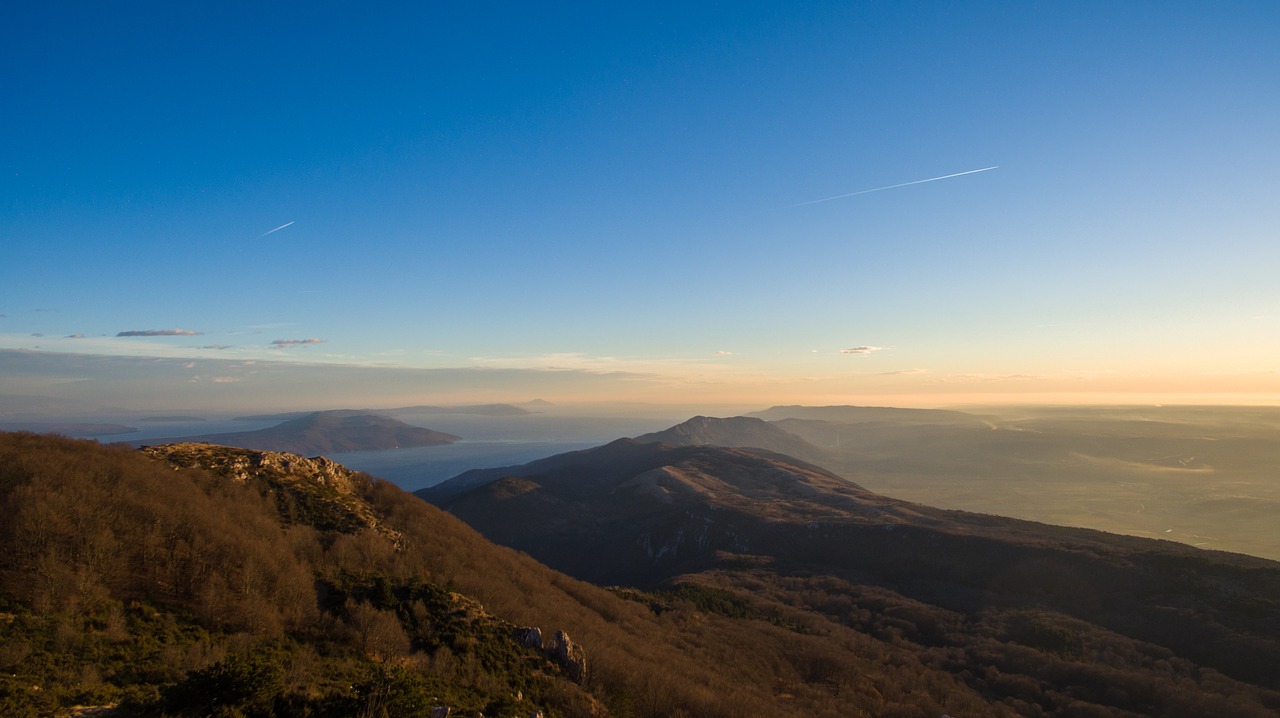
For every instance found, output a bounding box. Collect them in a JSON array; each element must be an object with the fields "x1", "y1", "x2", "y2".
[{"x1": 4, "y1": 2, "x2": 1280, "y2": 413}]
